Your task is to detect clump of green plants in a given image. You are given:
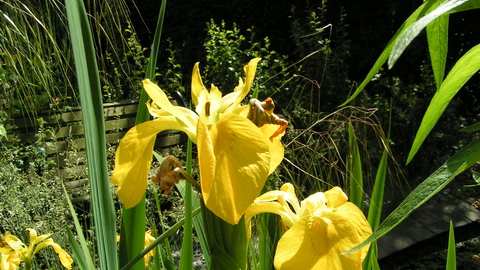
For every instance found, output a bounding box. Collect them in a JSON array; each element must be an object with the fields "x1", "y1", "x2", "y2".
[
  {"x1": 0, "y1": 141, "x2": 72, "y2": 269},
  {"x1": 203, "y1": 19, "x2": 291, "y2": 100}
]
